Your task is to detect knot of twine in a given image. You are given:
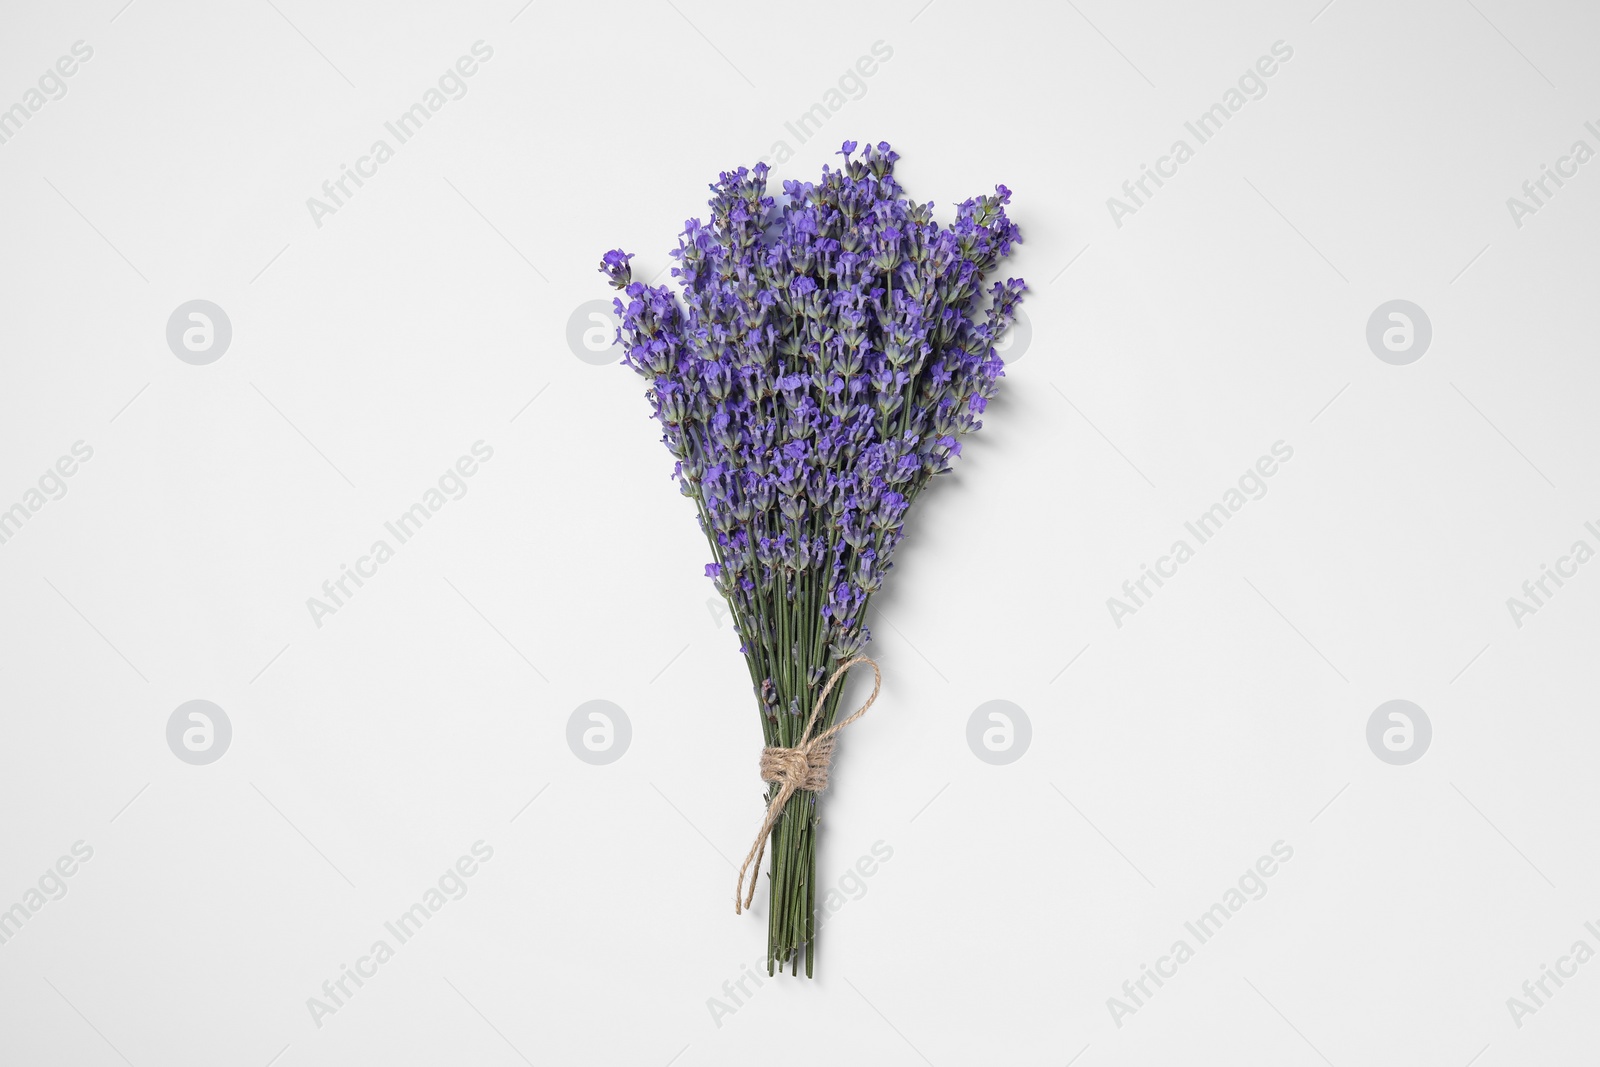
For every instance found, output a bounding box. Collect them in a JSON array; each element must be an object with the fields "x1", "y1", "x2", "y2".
[{"x1": 735, "y1": 656, "x2": 881, "y2": 914}]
